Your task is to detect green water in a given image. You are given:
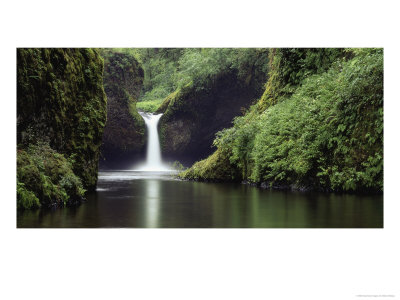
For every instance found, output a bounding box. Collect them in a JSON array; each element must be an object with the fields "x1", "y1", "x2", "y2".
[{"x1": 17, "y1": 171, "x2": 383, "y2": 228}]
